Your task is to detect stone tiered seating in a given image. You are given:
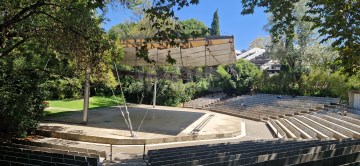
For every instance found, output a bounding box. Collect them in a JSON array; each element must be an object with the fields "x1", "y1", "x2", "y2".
[
  {"x1": 146, "y1": 139, "x2": 360, "y2": 166},
  {"x1": 306, "y1": 114, "x2": 359, "y2": 139},
  {"x1": 0, "y1": 141, "x2": 103, "y2": 166},
  {"x1": 321, "y1": 111, "x2": 360, "y2": 126},
  {"x1": 267, "y1": 108, "x2": 360, "y2": 140},
  {"x1": 346, "y1": 110, "x2": 360, "y2": 120},
  {"x1": 278, "y1": 119, "x2": 300, "y2": 139},
  {"x1": 184, "y1": 93, "x2": 226, "y2": 109},
  {"x1": 268, "y1": 120, "x2": 287, "y2": 138},
  {"x1": 210, "y1": 93, "x2": 339, "y2": 121},
  {"x1": 325, "y1": 107, "x2": 360, "y2": 120},
  {"x1": 285, "y1": 117, "x2": 317, "y2": 139}
]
